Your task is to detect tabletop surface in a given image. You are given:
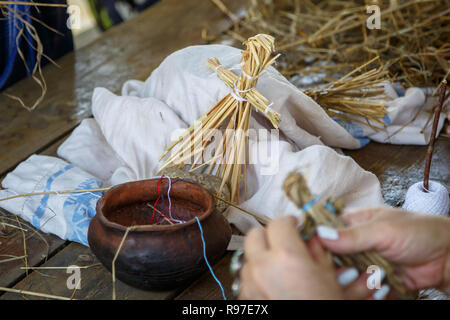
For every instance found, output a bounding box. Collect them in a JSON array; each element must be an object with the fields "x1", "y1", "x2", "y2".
[{"x1": 0, "y1": 0, "x2": 448, "y2": 300}]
